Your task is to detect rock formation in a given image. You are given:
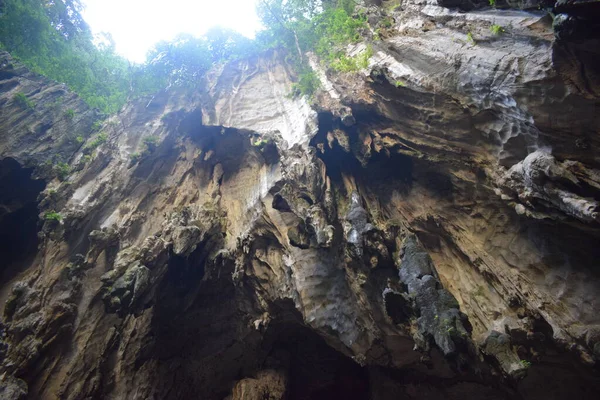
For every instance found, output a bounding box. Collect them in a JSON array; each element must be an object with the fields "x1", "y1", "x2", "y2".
[{"x1": 1, "y1": 1, "x2": 600, "y2": 399}]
